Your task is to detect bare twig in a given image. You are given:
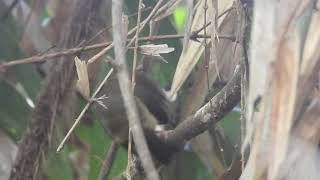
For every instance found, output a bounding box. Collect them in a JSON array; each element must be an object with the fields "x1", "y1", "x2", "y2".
[
  {"x1": 0, "y1": 0, "x2": 164, "y2": 71},
  {"x1": 88, "y1": 0, "x2": 162, "y2": 65},
  {"x1": 1, "y1": 3, "x2": 234, "y2": 70},
  {"x1": 98, "y1": 141, "x2": 119, "y2": 180},
  {"x1": 87, "y1": 43, "x2": 114, "y2": 64},
  {"x1": 131, "y1": 0, "x2": 143, "y2": 89},
  {"x1": 84, "y1": 6, "x2": 153, "y2": 46},
  {"x1": 86, "y1": 0, "x2": 164, "y2": 65},
  {"x1": 0, "y1": 34, "x2": 236, "y2": 69},
  {"x1": 191, "y1": 6, "x2": 235, "y2": 36},
  {"x1": 204, "y1": 0, "x2": 210, "y2": 102},
  {"x1": 127, "y1": 0, "x2": 143, "y2": 178},
  {"x1": 56, "y1": 68, "x2": 114, "y2": 152},
  {"x1": 127, "y1": 0, "x2": 164, "y2": 47},
  {"x1": 111, "y1": 0, "x2": 160, "y2": 180},
  {"x1": 126, "y1": 129, "x2": 133, "y2": 180}
]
